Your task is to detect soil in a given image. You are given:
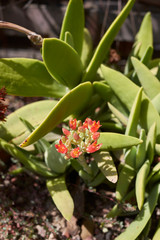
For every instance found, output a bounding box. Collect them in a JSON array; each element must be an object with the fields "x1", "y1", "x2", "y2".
[{"x1": 0, "y1": 164, "x2": 125, "y2": 240}]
